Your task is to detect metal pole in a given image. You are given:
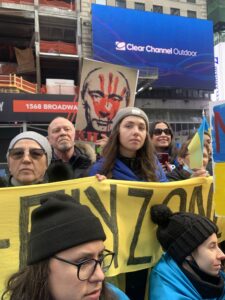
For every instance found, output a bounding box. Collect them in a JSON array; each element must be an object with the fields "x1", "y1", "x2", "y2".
[{"x1": 22, "y1": 122, "x2": 27, "y2": 132}]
